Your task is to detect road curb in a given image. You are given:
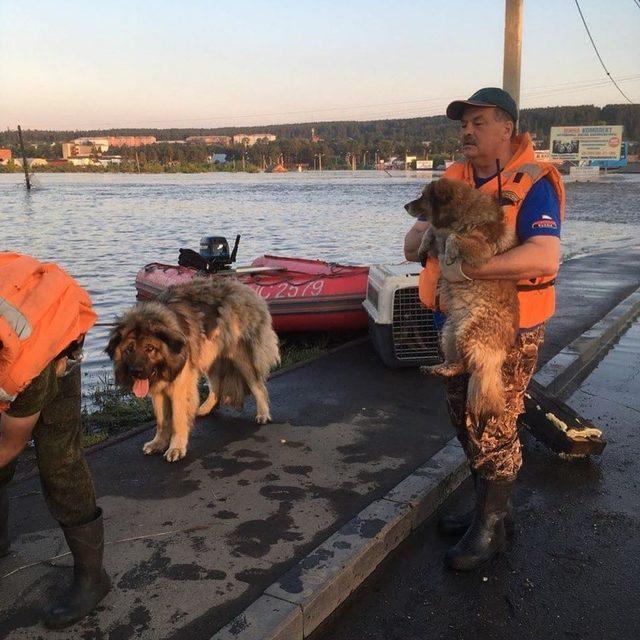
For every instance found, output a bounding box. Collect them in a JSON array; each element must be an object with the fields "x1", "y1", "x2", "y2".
[
  {"x1": 212, "y1": 286, "x2": 640, "y2": 640},
  {"x1": 212, "y1": 441, "x2": 468, "y2": 640},
  {"x1": 534, "y1": 286, "x2": 640, "y2": 399}
]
